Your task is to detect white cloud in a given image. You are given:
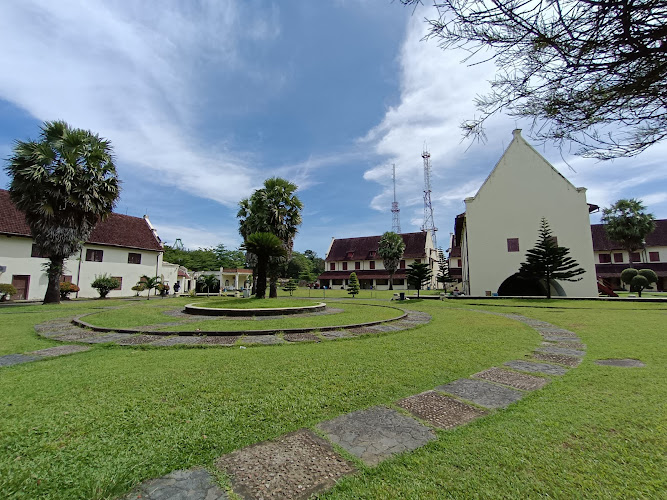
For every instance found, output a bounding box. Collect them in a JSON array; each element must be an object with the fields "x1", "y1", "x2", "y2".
[{"x1": 153, "y1": 222, "x2": 241, "y2": 251}]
